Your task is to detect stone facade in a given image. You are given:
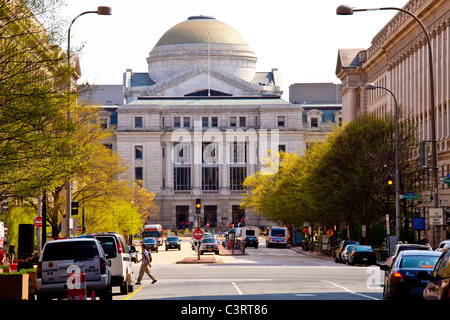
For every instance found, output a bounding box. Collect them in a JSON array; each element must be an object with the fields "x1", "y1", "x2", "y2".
[
  {"x1": 336, "y1": 0, "x2": 450, "y2": 243},
  {"x1": 86, "y1": 16, "x2": 341, "y2": 231}
]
